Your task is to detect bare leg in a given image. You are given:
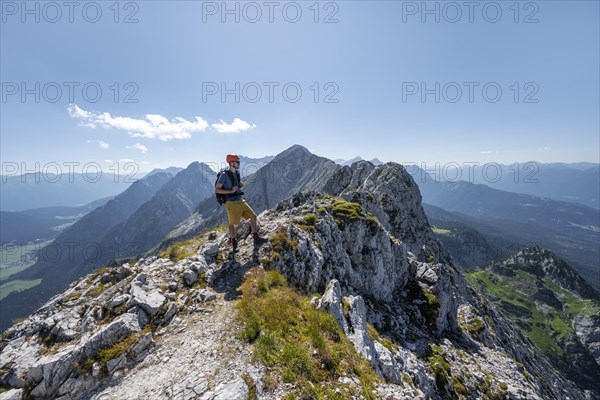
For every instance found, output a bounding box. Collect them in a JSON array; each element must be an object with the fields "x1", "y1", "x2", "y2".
[
  {"x1": 229, "y1": 224, "x2": 236, "y2": 240},
  {"x1": 250, "y1": 216, "x2": 258, "y2": 234}
]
